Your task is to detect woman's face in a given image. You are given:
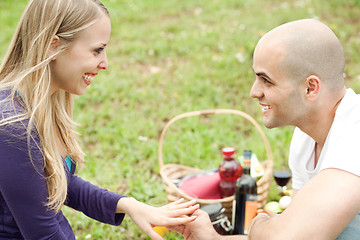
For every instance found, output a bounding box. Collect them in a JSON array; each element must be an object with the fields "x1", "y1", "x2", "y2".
[{"x1": 50, "y1": 15, "x2": 111, "y2": 95}]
